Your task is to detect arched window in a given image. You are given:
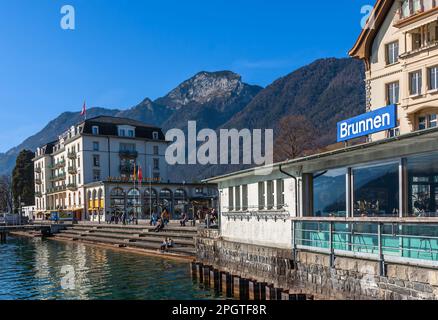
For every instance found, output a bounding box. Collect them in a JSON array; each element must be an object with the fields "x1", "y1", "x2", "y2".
[
  {"x1": 174, "y1": 189, "x2": 186, "y2": 199},
  {"x1": 159, "y1": 189, "x2": 172, "y2": 200},
  {"x1": 110, "y1": 188, "x2": 125, "y2": 197}
]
